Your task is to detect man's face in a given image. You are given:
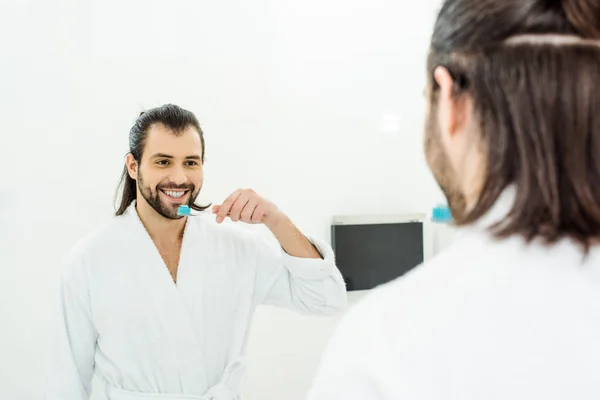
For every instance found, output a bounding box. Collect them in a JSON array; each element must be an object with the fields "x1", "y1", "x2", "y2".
[
  {"x1": 131, "y1": 123, "x2": 204, "y2": 220},
  {"x1": 423, "y1": 78, "x2": 468, "y2": 220}
]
